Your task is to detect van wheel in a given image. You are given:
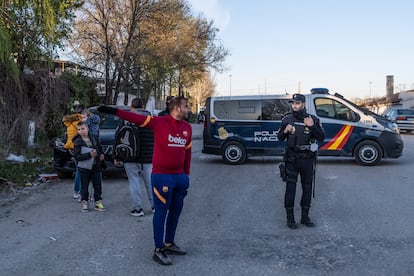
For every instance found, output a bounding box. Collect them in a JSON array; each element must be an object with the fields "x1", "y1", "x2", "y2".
[
  {"x1": 222, "y1": 141, "x2": 247, "y2": 165},
  {"x1": 354, "y1": 141, "x2": 382, "y2": 166}
]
